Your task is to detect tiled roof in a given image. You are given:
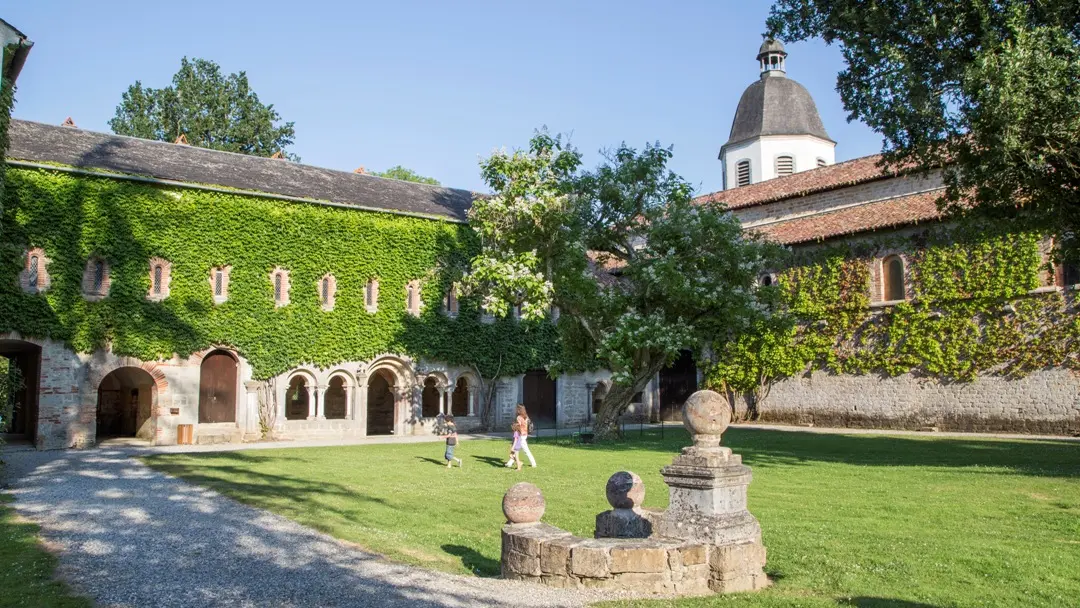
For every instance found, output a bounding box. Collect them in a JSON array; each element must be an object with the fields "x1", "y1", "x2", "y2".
[
  {"x1": 753, "y1": 189, "x2": 944, "y2": 245},
  {"x1": 5, "y1": 119, "x2": 474, "y2": 221},
  {"x1": 696, "y1": 154, "x2": 894, "y2": 210}
]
